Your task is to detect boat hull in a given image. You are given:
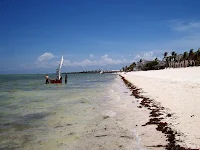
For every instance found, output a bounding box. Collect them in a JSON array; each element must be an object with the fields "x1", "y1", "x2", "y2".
[{"x1": 49, "y1": 79, "x2": 62, "y2": 84}]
